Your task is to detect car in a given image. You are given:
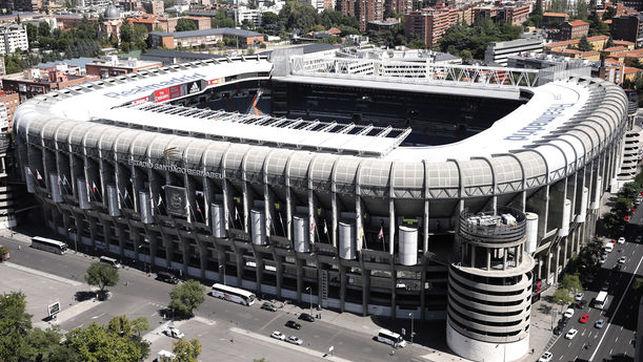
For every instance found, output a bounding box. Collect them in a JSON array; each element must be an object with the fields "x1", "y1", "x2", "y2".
[
  {"x1": 286, "y1": 335, "x2": 303, "y2": 345},
  {"x1": 601, "y1": 281, "x2": 610, "y2": 291},
  {"x1": 618, "y1": 256, "x2": 626, "y2": 264},
  {"x1": 563, "y1": 308, "x2": 575, "y2": 319},
  {"x1": 156, "y1": 272, "x2": 179, "y2": 284},
  {"x1": 574, "y1": 292, "x2": 584, "y2": 302},
  {"x1": 613, "y1": 264, "x2": 622, "y2": 271},
  {"x1": 261, "y1": 302, "x2": 278, "y2": 312},
  {"x1": 539, "y1": 351, "x2": 554, "y2": 362},
  {"x1": 163, "y1": 326, "x2": 184, "y2": 339},
  {"x1": 594, "y1": 319, "x2": 605, "y2": 329},
  {"x1": 575, "y1": 299, "x2": 587, "y2": 309},
  {"x1": 285, "y1": 320, "x2": 302, "y2": 330},
  {"x1": 298, "y1": 313, "x2": 315, "y2": 322},
  {"x1": 599, "y1": 255, "x2": 607, "y2": 264},
  {"x1": 553, "y1": 326, "x2": 562, "y2": 335},
  {"x1": 618, "y1": 237, "x2": 626, "y2": 244},
  {"x1": 579, "y1": 313, "x2": 590, "y2": 324},
  {"x1": 271, "y1": 330, "x2": 286, "y2": 341},
  {"x1": 565, "y1": 328, "x2": 578, "y2": 340}
]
